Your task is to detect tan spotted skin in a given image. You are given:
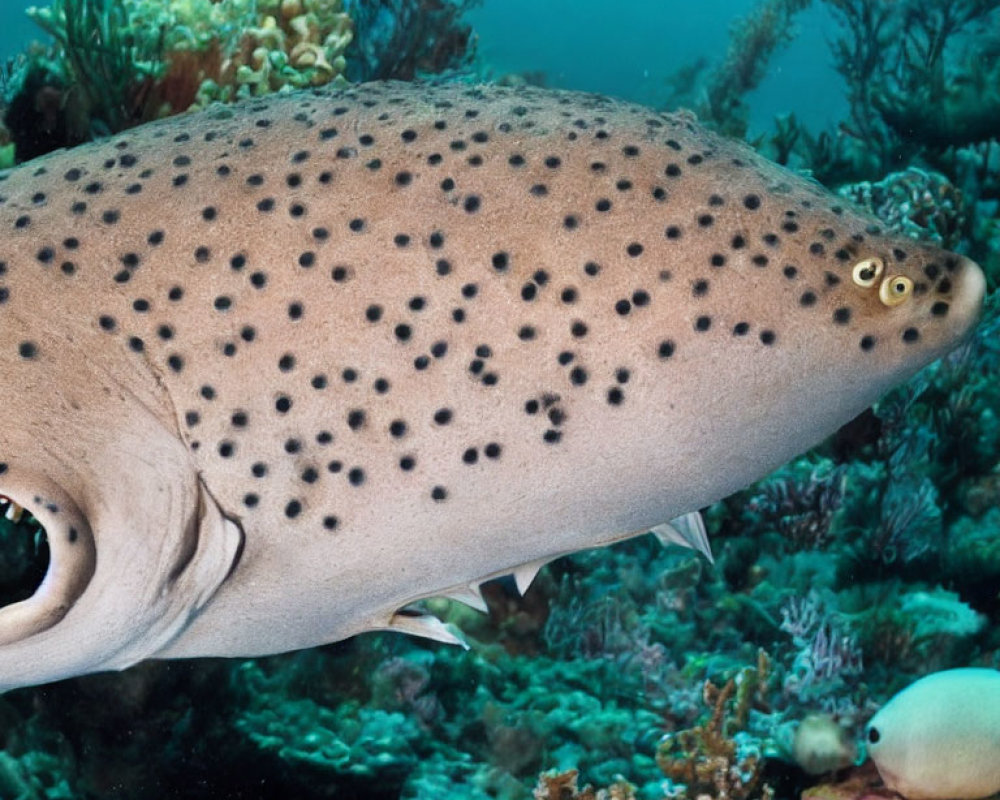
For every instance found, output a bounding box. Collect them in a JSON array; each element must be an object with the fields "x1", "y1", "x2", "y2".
[{"x1": 0, "y1": 82, "x2": 983, "y2": 685}]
